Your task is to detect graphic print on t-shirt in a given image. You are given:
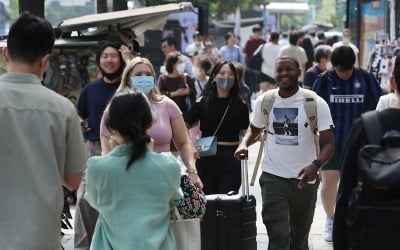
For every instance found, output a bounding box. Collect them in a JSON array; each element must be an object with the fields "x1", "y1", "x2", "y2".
[{"x1": 272, "y1": 107, "x2": 298, "y2": 145}]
